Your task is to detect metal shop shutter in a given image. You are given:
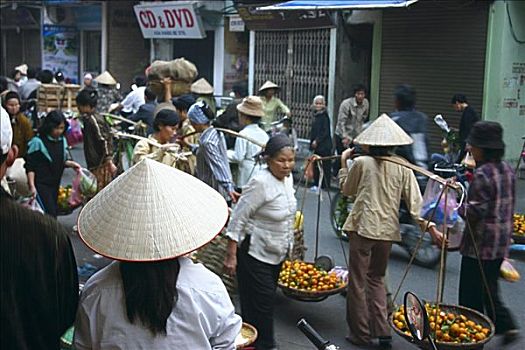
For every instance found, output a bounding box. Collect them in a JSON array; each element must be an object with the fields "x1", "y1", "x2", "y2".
[
  {"x1": 254, "y1": 29, "x2": 331, "y2": 138},
  {"x1": 378, "y1": 0, "x2": 489, "y2": 154}
]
